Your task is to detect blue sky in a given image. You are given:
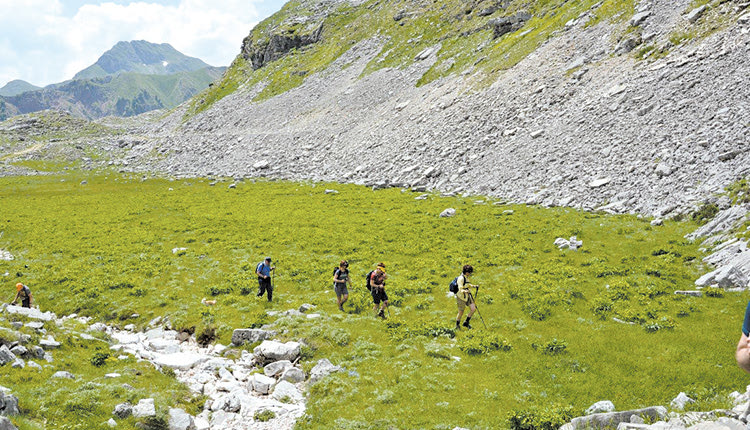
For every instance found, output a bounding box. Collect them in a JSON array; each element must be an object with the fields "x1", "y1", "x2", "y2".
[{"x1": 0, "y1": 0, "x2": 288, "y2": 88}]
